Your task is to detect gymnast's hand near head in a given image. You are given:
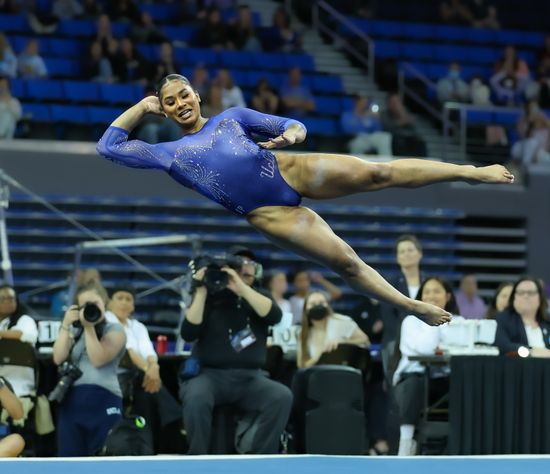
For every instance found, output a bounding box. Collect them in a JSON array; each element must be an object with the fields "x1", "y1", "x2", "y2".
[
  {"x1": 111, "y1": 96, "x2": 166, "y2": 131},
  {"x1": 139, "y1": 96, "x2": 166, "y2": 117}
]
